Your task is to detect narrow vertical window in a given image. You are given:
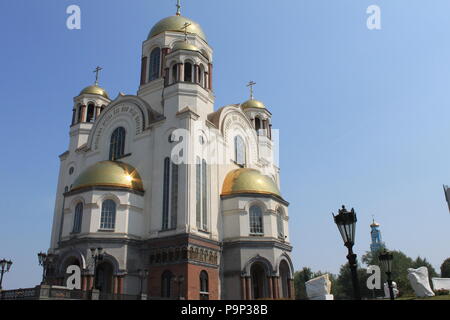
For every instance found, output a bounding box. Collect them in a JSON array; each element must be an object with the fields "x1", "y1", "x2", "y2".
[
  {"x1": 109, "y1": 127, "x2": 126, "y2": 161},
  {"x1": 86, "y1": 103, "x2": 95, "y2": 123},
  {"x1": 277, "y1": 209, "x2": 284, "y2": 239},
  {"x1": 161, "y1": 271, "x2": 173, "y2": 298},
  {"x1": 196, "y1": 157, "x2": 202, "y2": 229},
  {"x1": 100, "y1": 200, "x2": 116, "y2": 230},
  {"x1": 200, "y1": 271, "x2": 209, "y2": 300},
  {"x1": 71, "y1": 109, "x2": 76, "y2": 125},
  {"x1": 249, "y1": 205, "x2": 263, "y2": 235},
  {"x1": 172, "y1": 64, "x2": 178, "y2": 84},
  {"x1": 202, "y1": 159, "x2": 208, "y2": 231},
  {"x1": 184, "y1": 62, "x2": 192, "y2": 82},
  {"x1": 149, "y1": 48, "x2": 161, "y2": 81},
  {"x1": 255, "y1": 117, "x2": 261, "y2": 134},
  {"x1": 170, "y1": 162, "x2": 179, "y2": 229},
  {"x1": 162, "y1": 157, "x2": 170, "y2": 230},
  {"x1": 77, "y1": 105, "x2": 83, "y2": 123},
  {"x1": 73, "y1": 202, "x2": 83, "y2": 233},
  {"x1": 234, "y1": 135, "x2": 246, "y2": 166}
]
